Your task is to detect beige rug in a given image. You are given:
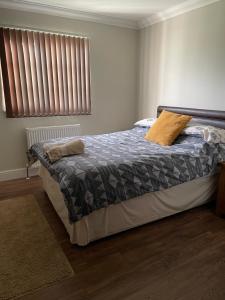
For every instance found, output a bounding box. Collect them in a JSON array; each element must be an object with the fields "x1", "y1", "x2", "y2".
[{"x1": 0, "y1": 195, "x2": 74, "y2": 299}]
